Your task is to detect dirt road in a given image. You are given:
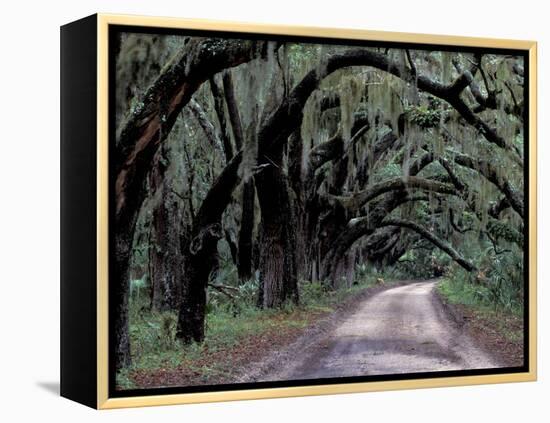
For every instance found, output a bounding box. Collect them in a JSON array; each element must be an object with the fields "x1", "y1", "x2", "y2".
[{"x1": 247, "y1": 280, "x2": 497, "y2": 382}]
